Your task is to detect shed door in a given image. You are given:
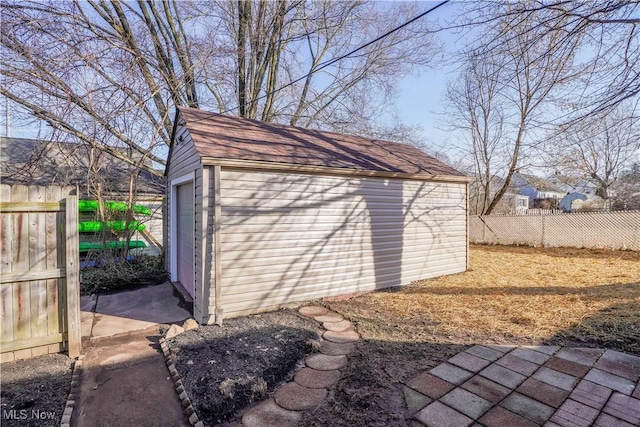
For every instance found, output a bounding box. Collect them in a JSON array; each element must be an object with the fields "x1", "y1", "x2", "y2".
[{"x1": 176, "y1": 182, "x2": 194, "y2": 297}]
